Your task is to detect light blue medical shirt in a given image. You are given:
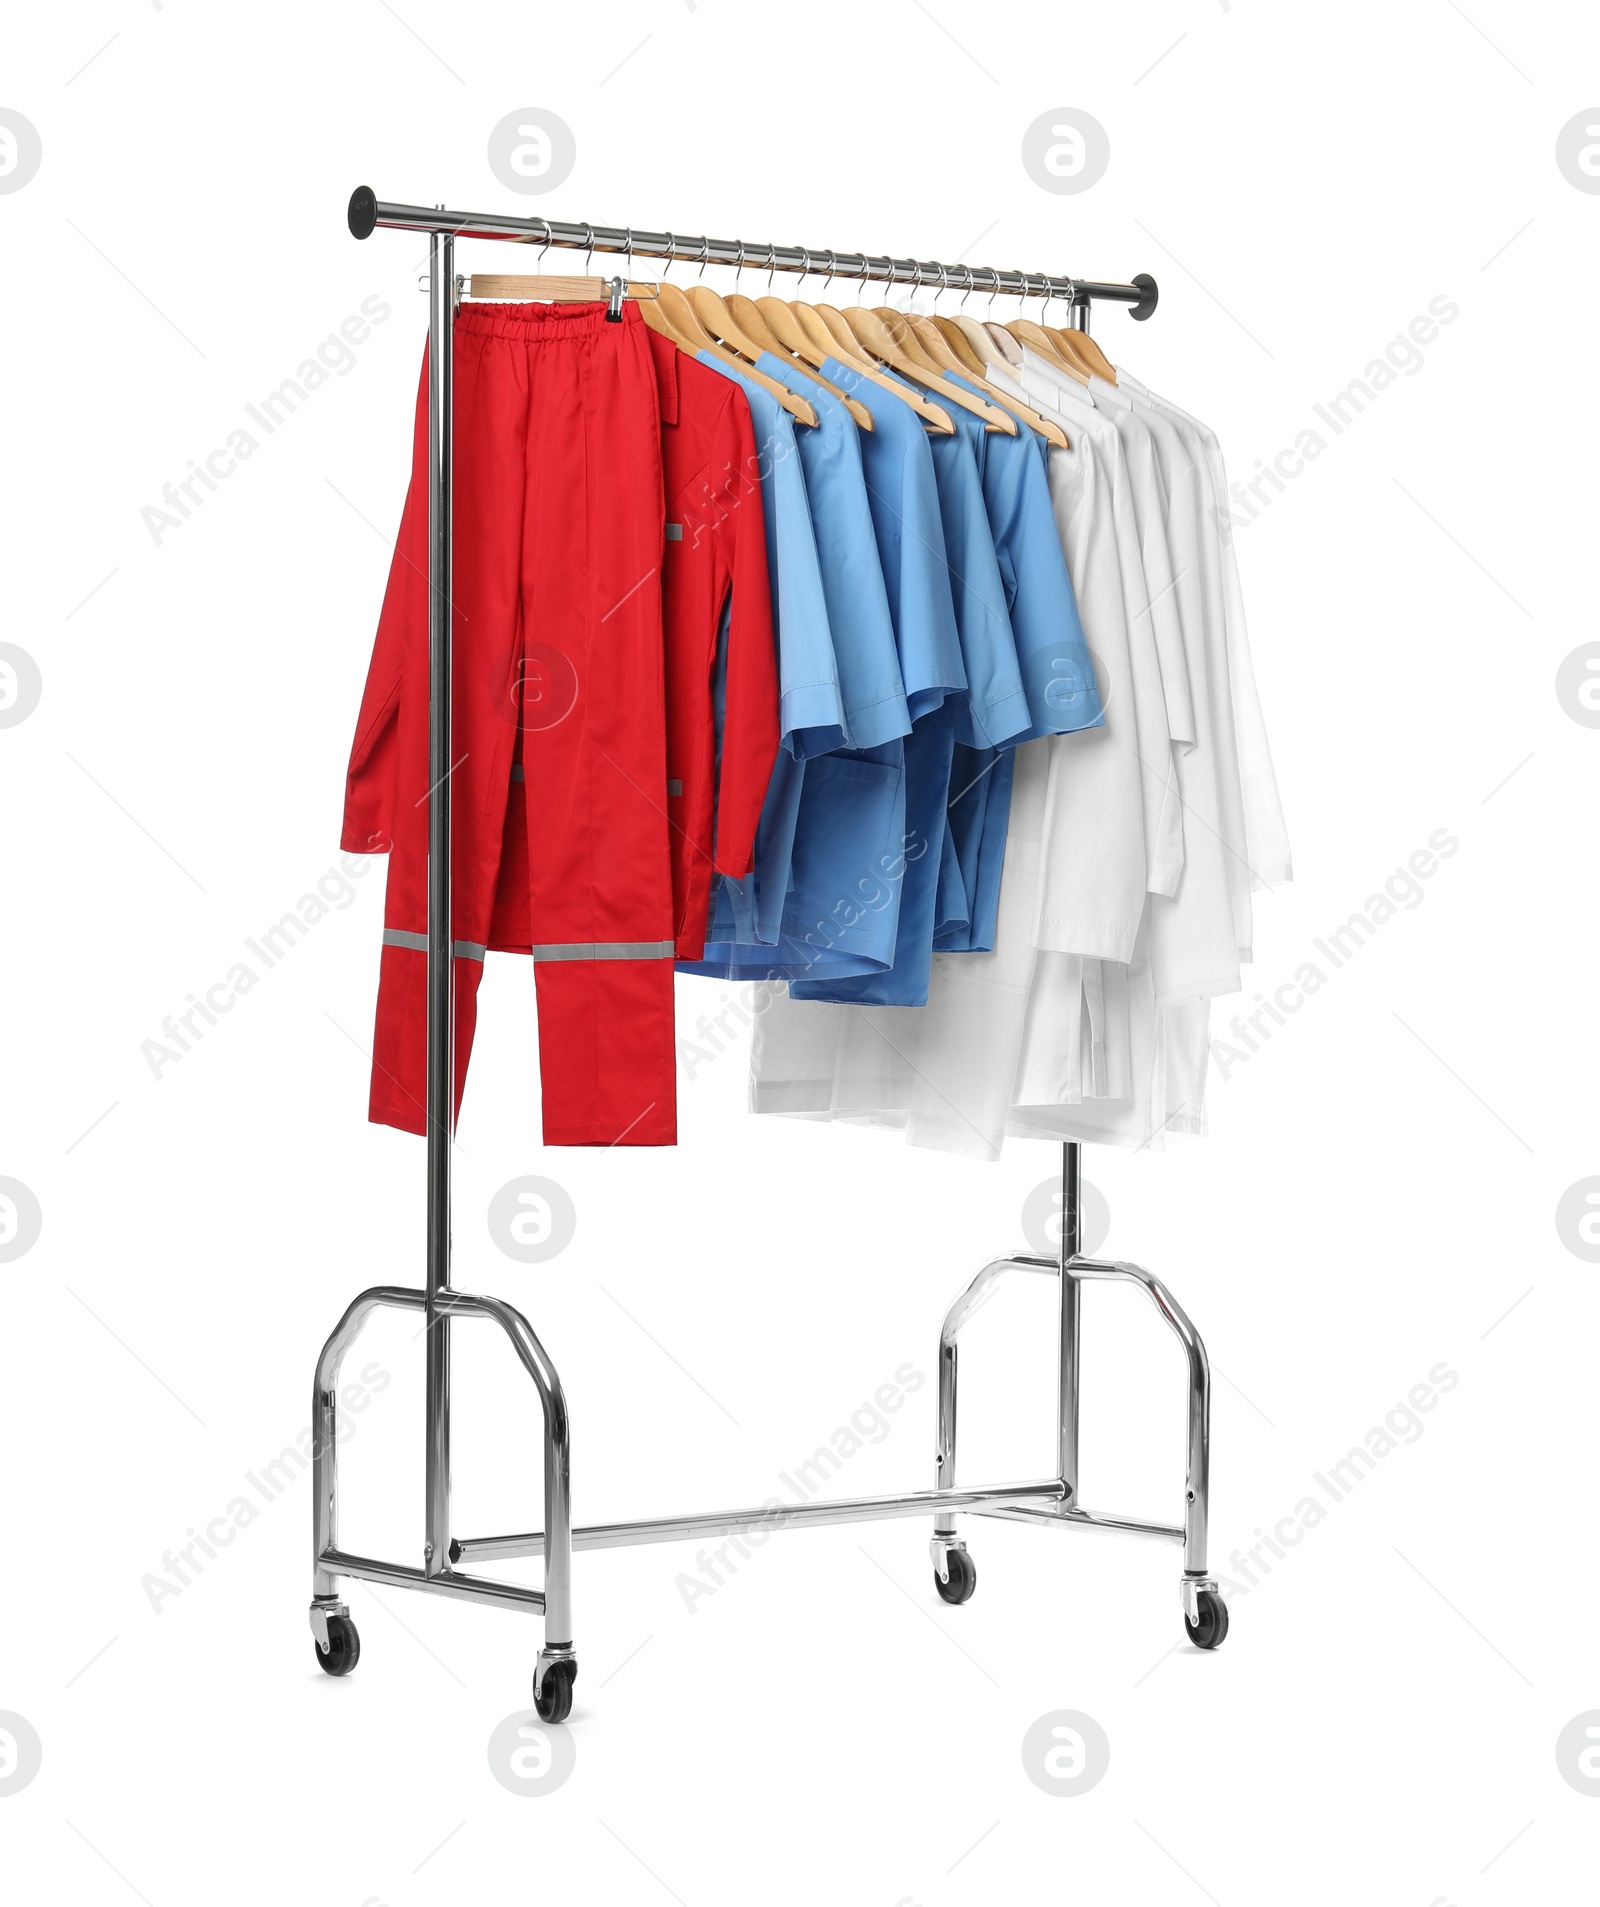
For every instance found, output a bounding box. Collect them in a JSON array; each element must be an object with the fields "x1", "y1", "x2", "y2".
[
  {"x1": 809, "y1": 356, "x2": 965, "y2": 720},
  {"x1": 682, "y1": 358, "x2": 839, "y2": 964},
  {"x1": 748, "y1": 356, "x2": 908, "y2": 752},
  {"x1": 944, "y1": 371, "x2": 1103, "y2": 744},
  {"x1": 687, "y1": 354, "x2": 910, "y2": 979}
]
